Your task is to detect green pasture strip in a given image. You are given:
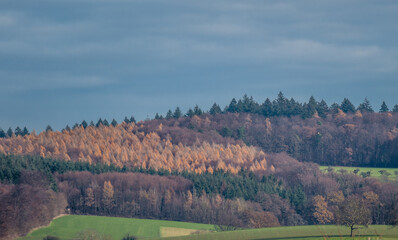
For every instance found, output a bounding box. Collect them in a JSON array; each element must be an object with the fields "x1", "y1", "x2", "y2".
[
  {"x1": 20, "y1": 215, "x2": 215, "y2": 240},
  {"x1": 319, "y1": 166, "x2": 398, "y2": 180},
  {"x1": 159, "y1": 225, "x2": 398, "y2": 240}
]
